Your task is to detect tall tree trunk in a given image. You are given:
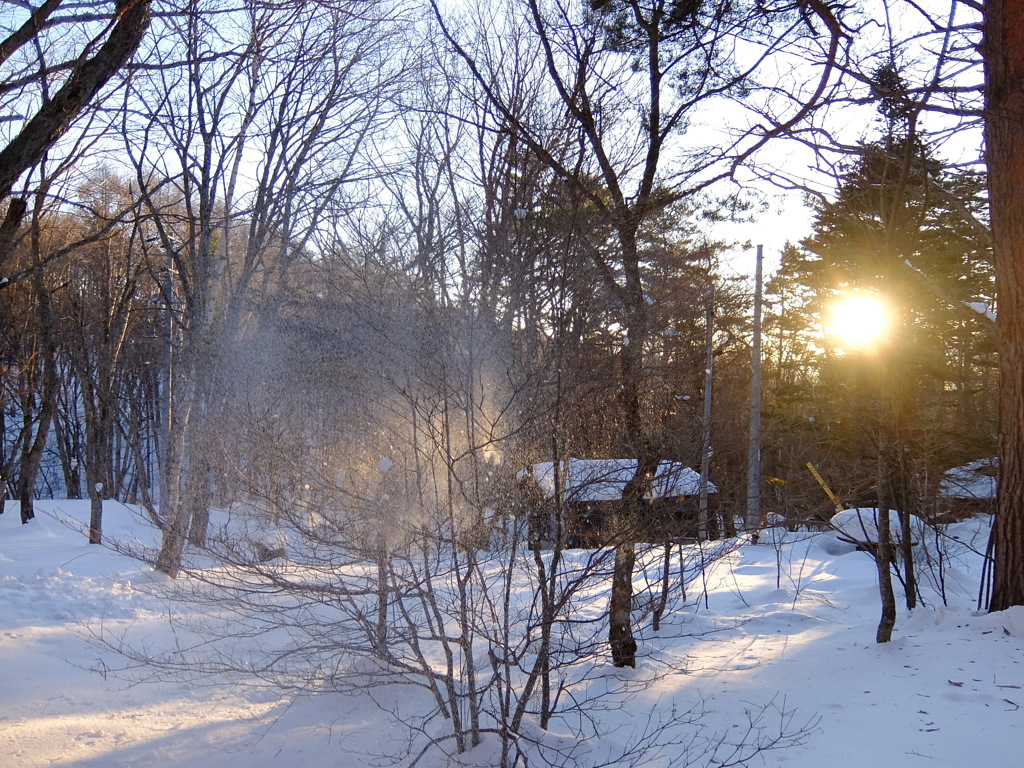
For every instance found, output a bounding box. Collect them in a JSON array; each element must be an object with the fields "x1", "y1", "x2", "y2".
[
  {"x1": 53, "y1": 400, "x2": 83, "y2": 499},
  {"x1": 985, "y1": 0, "x2": 1024, "y2": 611},
  {"x1": 153, "y1": 356, "x2": 199, "y2": 577},
  {"x1": 88, "y1": 483, "x2": 104, "y2": 545},
  {"x1": 85, "y1": 428, "x2": 106, "y2": 545},
  {"x1": 185, "y1": 459, "x2": 212, "y2": 548},
  {"x1": 652, "y1": 541, "x2": 672, "y2": 631},
  {"x1": 0, "y1": 406, "x2": 9, "y2": 510},
  {"x1": 609, "y1": 538, "x2": 638, "y2": 667},
  {"x1": 875, "y1": 361, "x2": 897, "y2": 642},
  {"x1": 875, "y1": 460, "x2": 897, "y2": 643},
  {"x1": 18, "y1": 362, "x2": 57, "y2": 524},
  {"x1": 608, "y1": 230, "x2": 651, "y2": 669},
  {"x1": 896, "y1": 447, "x2": 917, "y2": 610},
  {"x1": 19, "y1": 227, "x2": 60, "y2": 524}
]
